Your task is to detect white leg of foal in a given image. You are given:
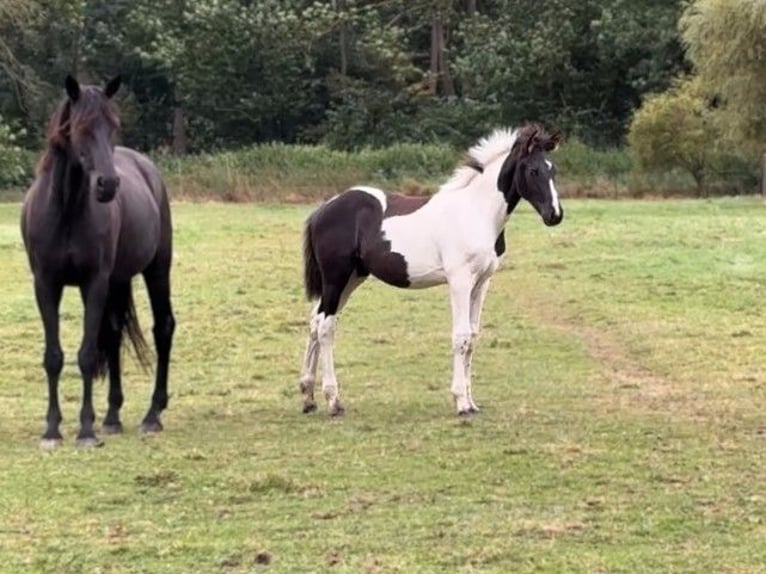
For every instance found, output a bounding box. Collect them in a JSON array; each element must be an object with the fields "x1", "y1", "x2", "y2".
[
  {"x1": 317, "y1": 313, "x2": 344, "y2": 416},
  {"x1": 299, "y1": 303, "x2": 321, "y2": 413},
  {"x1": 449, "y1": 271, "x2": 475, "y2": 415},
  {"x1": 466, "y1": 278, "x2": 492, "y2": 412}
]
